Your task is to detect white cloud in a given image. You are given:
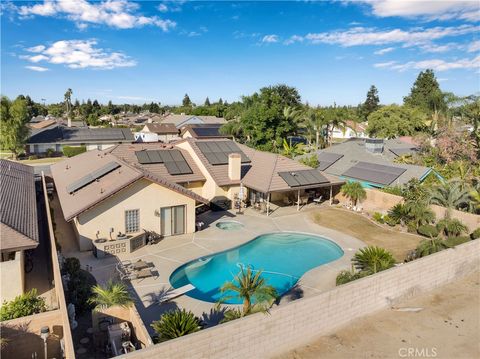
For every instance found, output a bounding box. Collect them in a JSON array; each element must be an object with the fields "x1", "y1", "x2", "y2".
[
  {"x1": 26, "y1": 45, "x2": 46, "y2": 53},
  {"x1": 17, "y1": 0, "x2": 176, "y2": 31},
  {"x1": 303, "y1": 25, "x2": 478, "y2": 47},
  {"x1": 156, "y1": 1, "x2": 183, "y2": 13},
  {"x1": 374, "y1": 56, "x2": 480, "y2": 72},
  {"x1": 359, "y1": 0, "x2": 479, "y2": 22},
  {"x1": 374, "y1": 47, "x2": 394, "y2": 55},
  {"x1": 21, "y1": 40, "x2": 137, "y2": 70},
  {"x1": 157, "y1": 4, "x2": 168, "y2": 13},
  {"x1": 284, "y1": 35, "x2": 304, "y2": 45},
  {"x1": 468, "y1": 40, "x2": 480, "y2": 53},
  {"x1": 262, "y1": 34, "x2": 279, "y2": 43},
  {"x1": 418, "y1": 43, "x2": 457, "y2": 53},
  {"x1": 25, "y1": 65, "x2": 50, "y2": 72}
]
